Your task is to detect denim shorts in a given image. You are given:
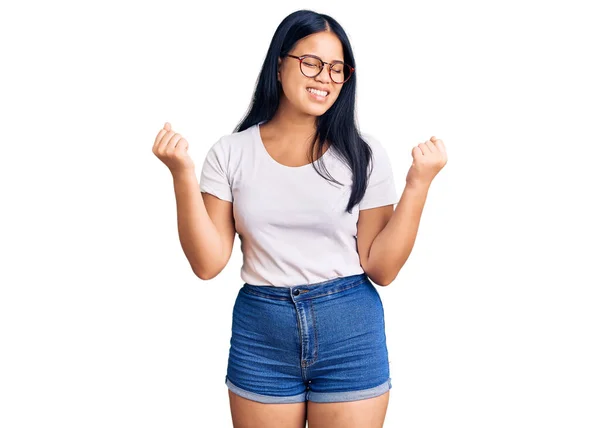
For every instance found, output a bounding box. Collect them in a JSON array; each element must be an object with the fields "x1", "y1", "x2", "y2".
[{"x1": 224, "y1": 272, "x2": 392, "y2": 404}]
